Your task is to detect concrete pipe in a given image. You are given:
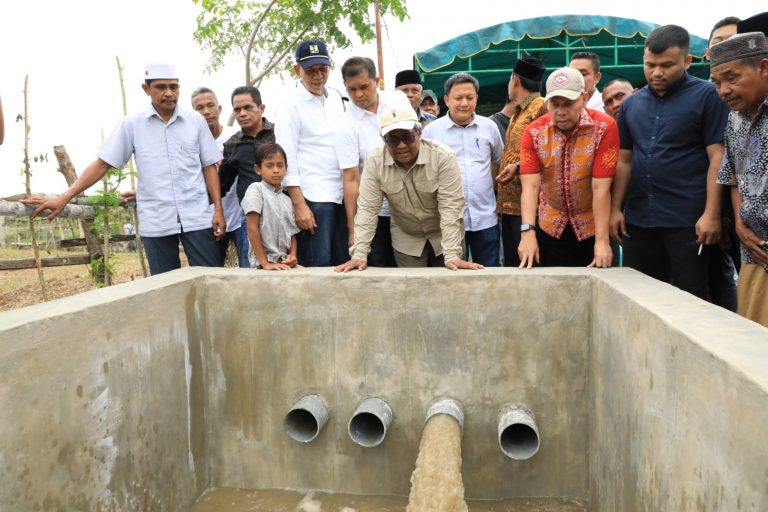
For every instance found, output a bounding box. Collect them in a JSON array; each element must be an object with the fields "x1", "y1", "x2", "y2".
[
  {"x1": 497, "y1": 406, "x2": 540, "y2": 460},
  {"x1": 425, "y1": 398, "x2": 465, "y2": 433},
  {"x1": 348, "y1": 397, "x2": 393, "y2": 448},
  {"x1": 284, "y1": 394, "x2": 329, "y2": 443}
]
